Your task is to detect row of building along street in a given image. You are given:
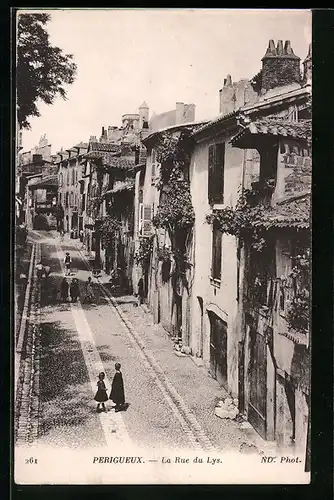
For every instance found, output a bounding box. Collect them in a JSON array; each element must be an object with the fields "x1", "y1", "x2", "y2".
[{"x1": 15, "y1": 39, "x2": 311, "y2": 468}]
